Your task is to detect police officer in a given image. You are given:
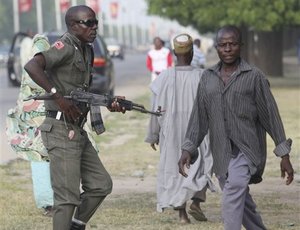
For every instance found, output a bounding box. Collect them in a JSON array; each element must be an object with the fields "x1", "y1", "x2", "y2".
[{"x1": 25, "y1": 5, "x2": 121, "y2": 230}]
